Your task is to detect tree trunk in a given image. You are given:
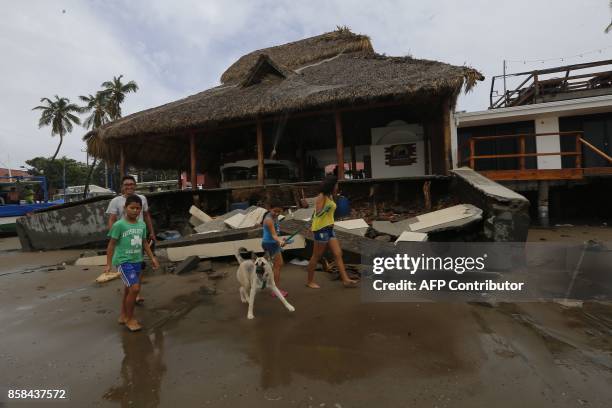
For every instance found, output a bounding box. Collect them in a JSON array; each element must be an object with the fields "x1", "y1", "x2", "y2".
[
  {"x1": 51, "y1": 134, "x2": 64, "y2": 161},
  {"x1": 83, "y1": 157, "x2": 97, "y2": 199}
]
